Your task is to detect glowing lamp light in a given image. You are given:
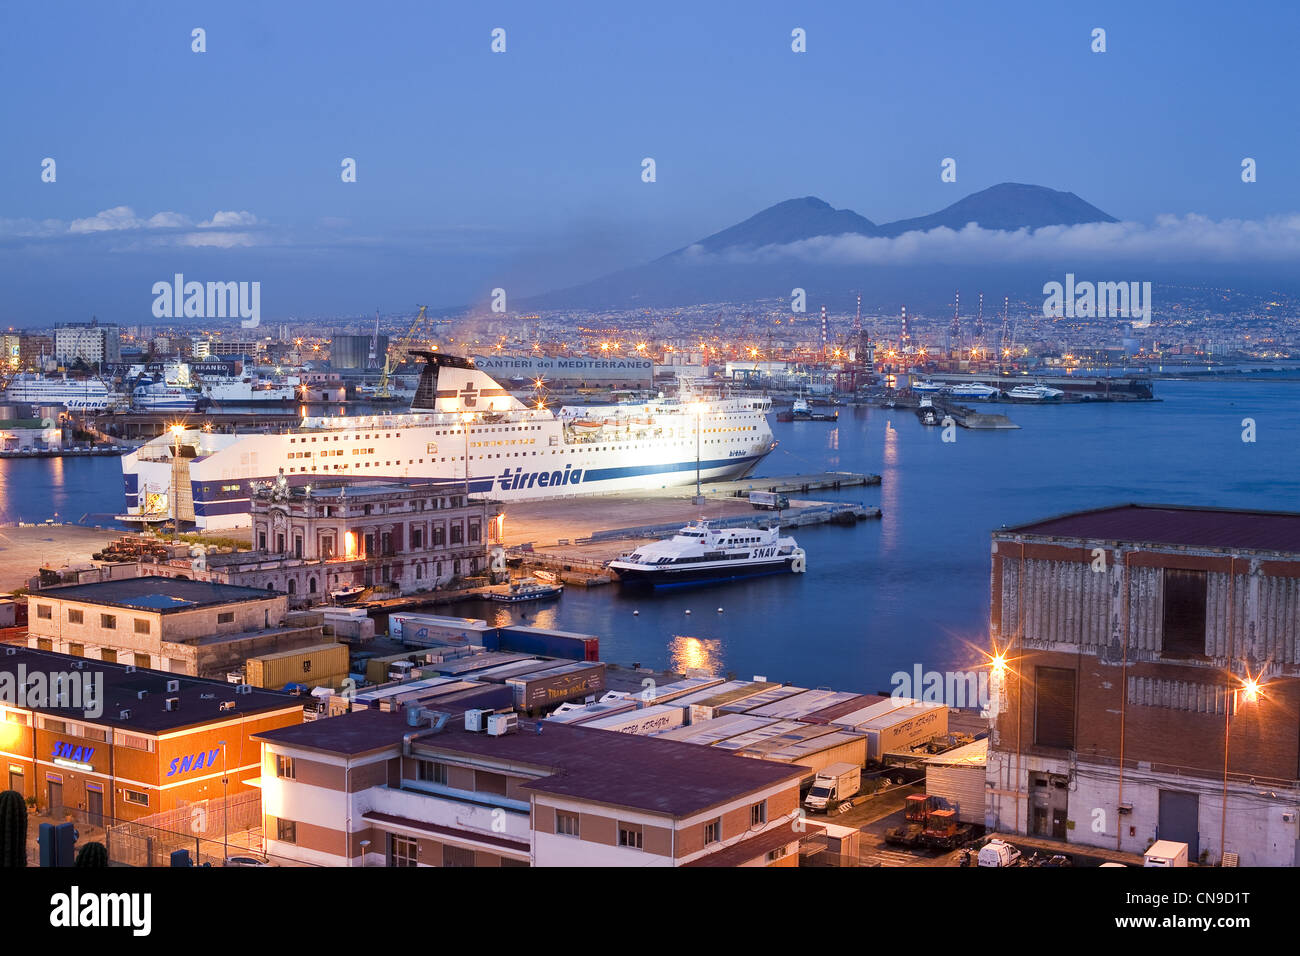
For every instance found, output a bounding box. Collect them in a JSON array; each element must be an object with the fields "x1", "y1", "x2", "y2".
[{"x1": 1241, "y1": 678, "x2": 1261, "y2": 703}]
